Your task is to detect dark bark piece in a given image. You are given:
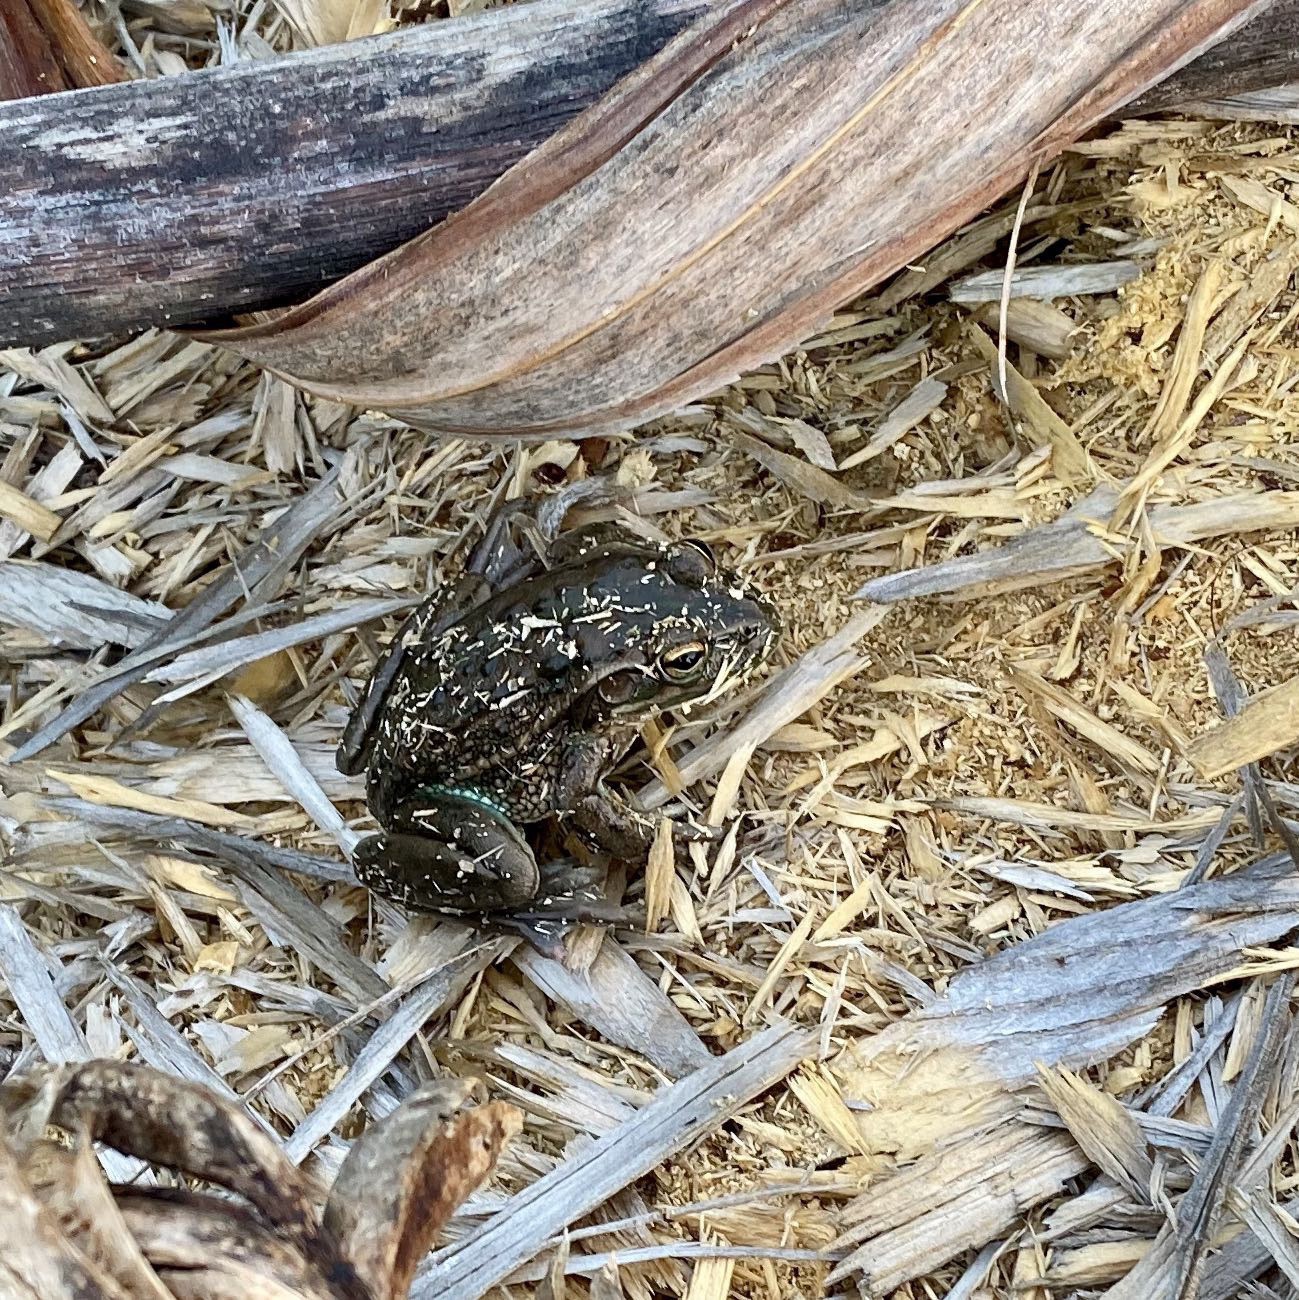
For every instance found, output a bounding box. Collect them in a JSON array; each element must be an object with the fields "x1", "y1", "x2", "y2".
[
  {"x1": 1133, "y1": 0, "x2": 1299, "y2": 109},
  {"x1": 113, "y1": 1189, "x2": 350, "y2": 1300},
  {"x1": 9, "y1": 1061, "x2": 328, "y2": 1258},
  {"x1": 0, "y1": 0, "x2": 713, "y2": 346},
  {"x1": 21, "y1": 1141, "x2": 173, "y2": 1300},
  {"x1": 0, "y1": 1, "x2": 73, "y2": 100},
  {"x1": 324, "y1": 1082, "x2": 522, "y2": 1299},
  {"x1": 0, "y1": 0, "x2": 1296, "y2": 348},
  {"x1": 0, "y1": 1128, "x2": 129, "y2": 1300}
]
